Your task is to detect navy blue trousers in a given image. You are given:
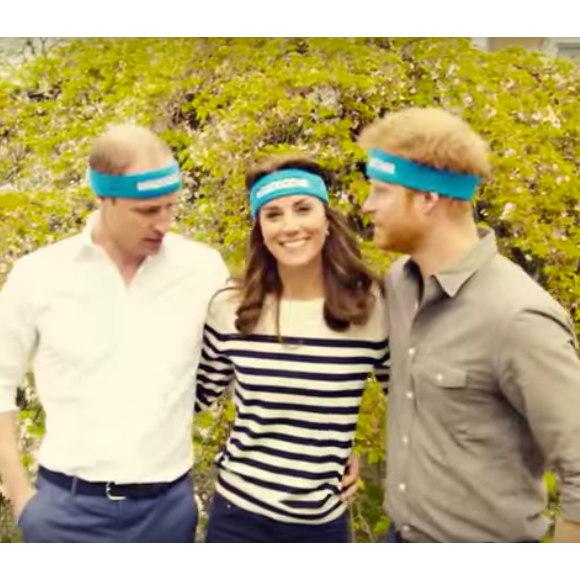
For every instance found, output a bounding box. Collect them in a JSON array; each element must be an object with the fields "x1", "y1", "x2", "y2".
[
  {"x1": 17, "y1": 467, "x2": 198, "y2": 542},
  {"x1": 384, "y1": 525, "x2": 407, "y2": 543},
  {"x1": 205, "y1": 492, "x2": 351, "y2": 543}
]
